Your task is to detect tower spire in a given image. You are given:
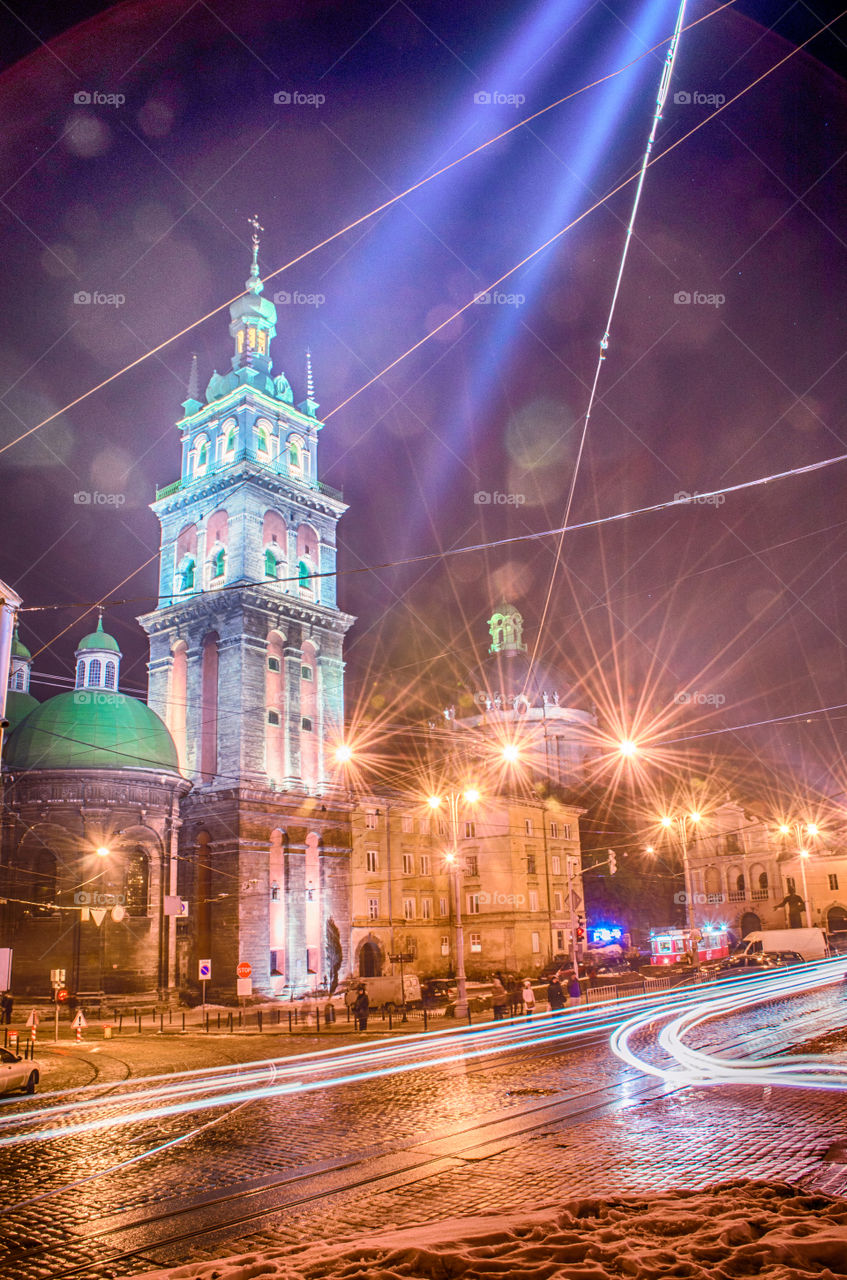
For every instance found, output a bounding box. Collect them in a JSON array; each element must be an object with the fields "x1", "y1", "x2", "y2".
[
  {"x1": 246, "y1": 214, "x2": 265, "y2": 295},
  {"x1": 182, "y1": 353, "x2": 202, "y2": 414},
  {"x1": 305, "y1": 346, "x2": 315, "y2": 401}
]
